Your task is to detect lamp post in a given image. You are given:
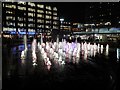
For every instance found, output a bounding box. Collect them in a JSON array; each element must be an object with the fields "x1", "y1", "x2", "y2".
[{"x1": 60, "y1": 18, "x2": 64, "y2": 38}]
